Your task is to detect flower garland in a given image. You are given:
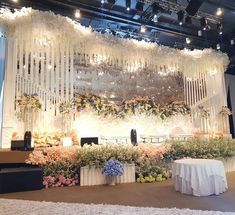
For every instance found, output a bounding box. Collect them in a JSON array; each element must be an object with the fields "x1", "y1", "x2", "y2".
[
  {"x1": 71, "y1": 93, "x2": 190, "y2": 119},
  {"x1": 219, "y1": 106, "x2": 232, "y2": 116},
  {"x1": 15, "y1": 93, "x2": 42, "y2": 110},
  {"x1": 59, "y1": 99, "x2": 75, "y2": 115},
  {"x1": 198, "y1": 105, "x2": 210, "y2": 118}
]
